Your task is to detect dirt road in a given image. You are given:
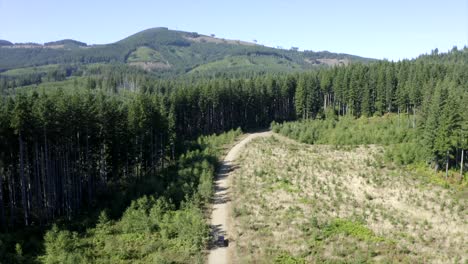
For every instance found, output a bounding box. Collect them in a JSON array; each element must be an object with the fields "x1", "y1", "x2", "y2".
[{"x1": 207, "y1": 131, "x2": 272, "y2": 264}]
